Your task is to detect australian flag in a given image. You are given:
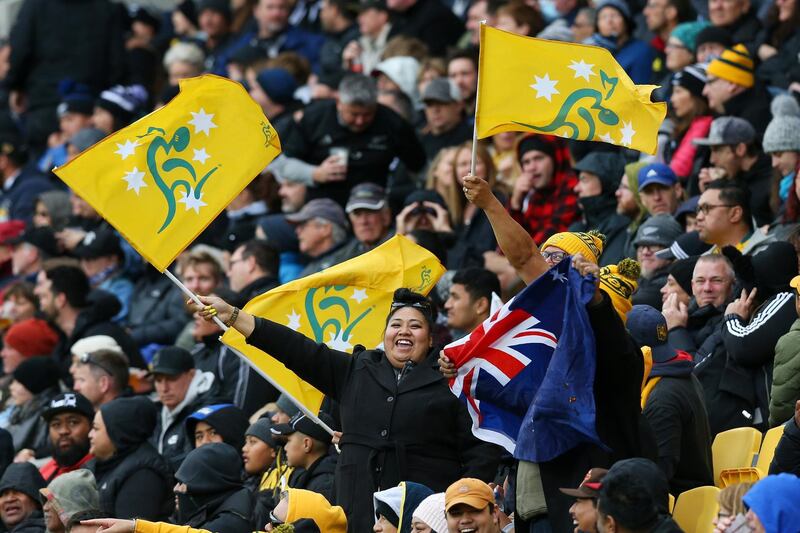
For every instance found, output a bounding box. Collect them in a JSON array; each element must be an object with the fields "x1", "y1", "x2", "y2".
[{"x1": 444, "y1": 259, "x2": 606, "y2": 463}]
